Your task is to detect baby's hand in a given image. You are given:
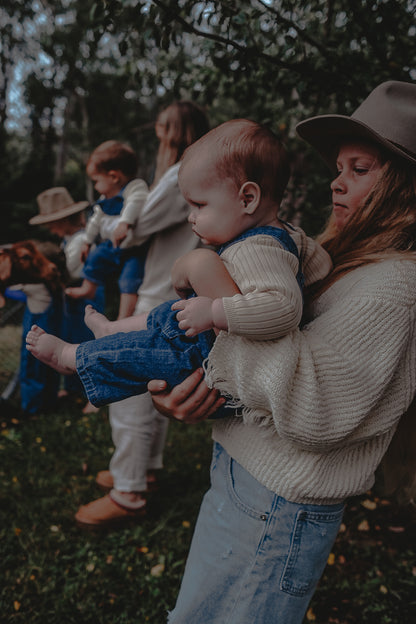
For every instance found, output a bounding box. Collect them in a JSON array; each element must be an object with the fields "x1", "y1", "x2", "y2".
[
  {"x1": 112, "y1": 222, "x2": 130, "y2": 247},
  {"x1": 172, "y1": 297, "x2": 215, "y2": 337}
]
